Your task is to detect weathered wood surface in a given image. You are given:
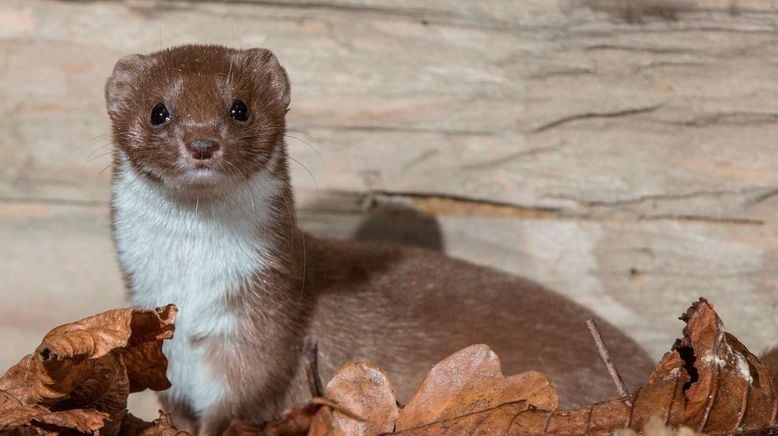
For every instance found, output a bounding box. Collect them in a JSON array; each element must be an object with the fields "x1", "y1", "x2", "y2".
[{"x1": 1, "y1": 0, "x2": 778, "y2": 415}]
